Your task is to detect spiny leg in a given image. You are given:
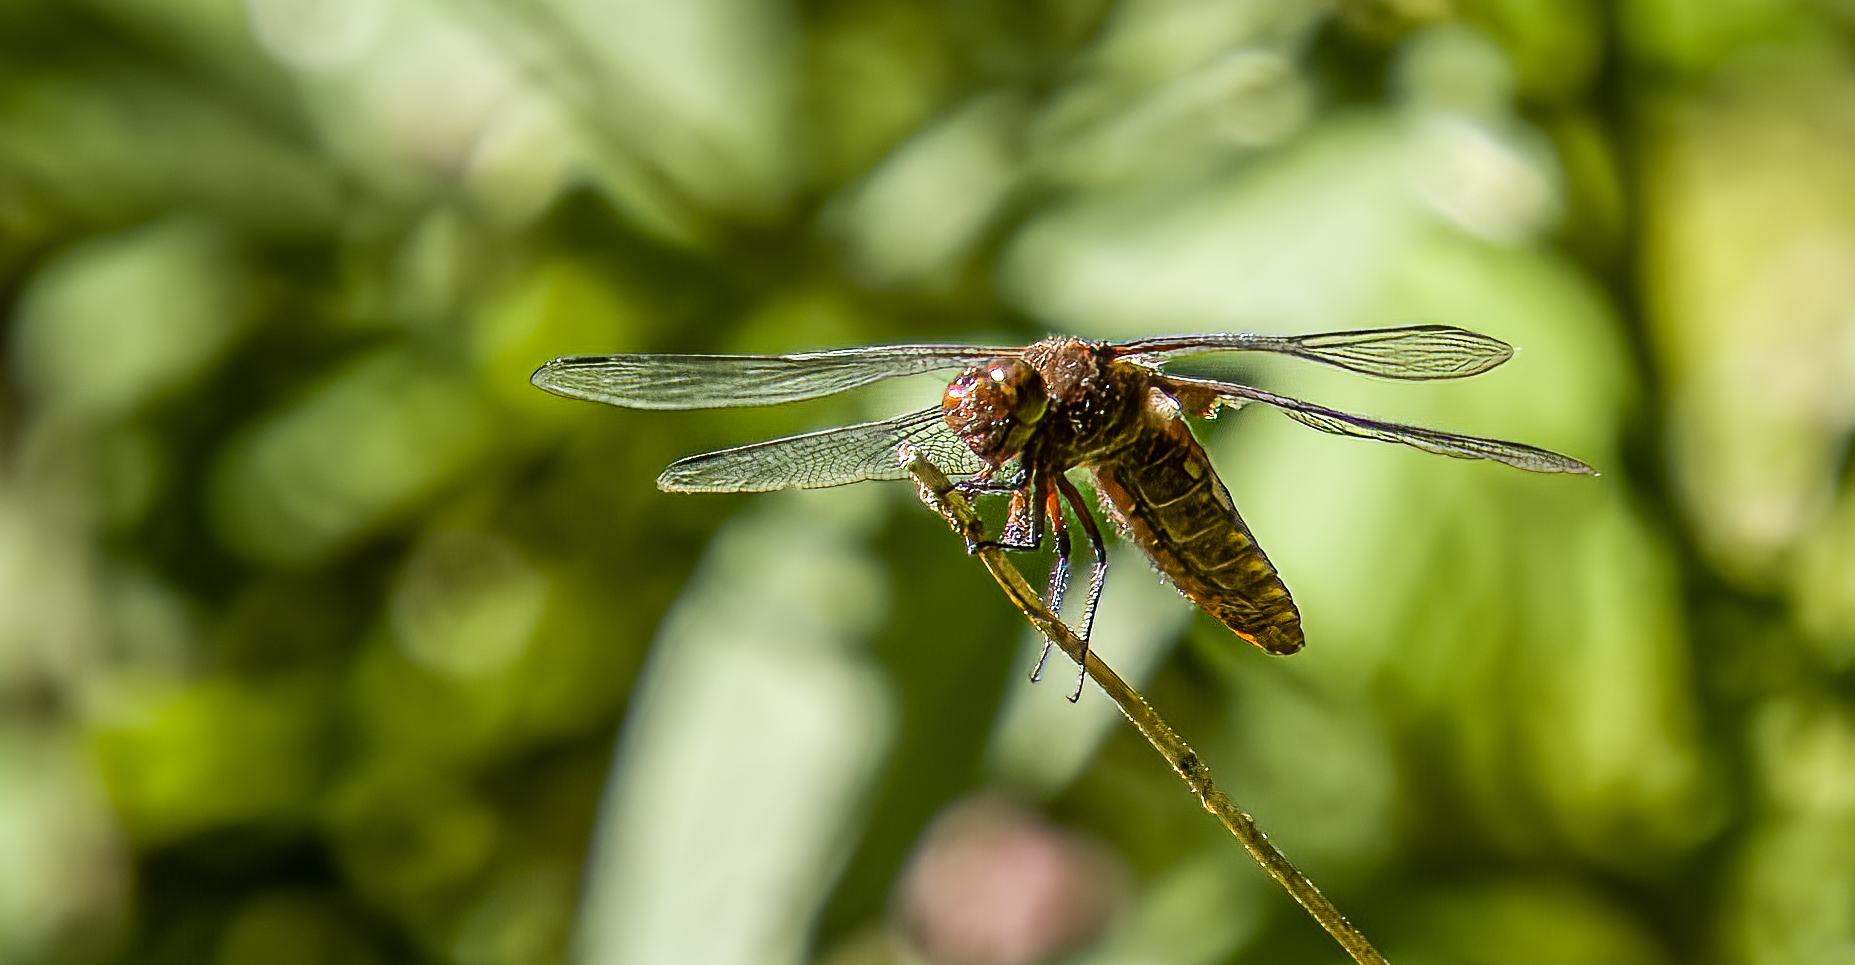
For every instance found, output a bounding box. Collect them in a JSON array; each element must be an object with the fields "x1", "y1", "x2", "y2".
[
  {"x1": 1055, "y1": 474, "x2": 1108, "y2": 703},
  {"x1": 1029, "y1": 480, "x2": 1072, "y2": 684},
  {"x1": 1001, "y1": 473, "x2": 1047, "y2": 549},
  {"x1": 953, "y1": 461, "x2": 1029, "y2": 495},
  {"x1": 963, "y1": 470, "x2": 1044, "y2": 554}
]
